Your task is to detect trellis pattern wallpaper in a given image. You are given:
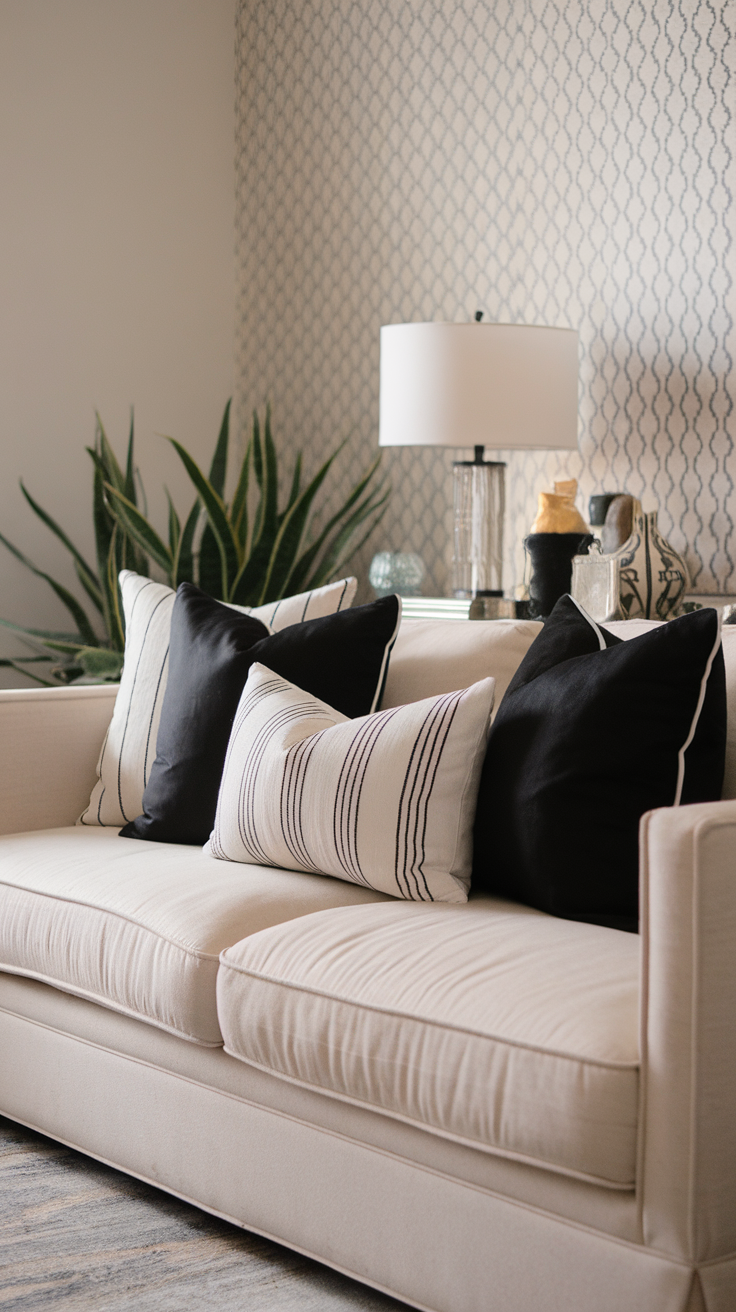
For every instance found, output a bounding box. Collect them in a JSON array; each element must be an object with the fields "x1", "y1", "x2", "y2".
[{"x1": 235, "y1": 0, "x2": 735, "y2": 599}]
